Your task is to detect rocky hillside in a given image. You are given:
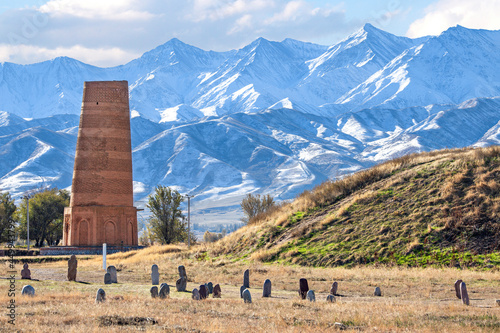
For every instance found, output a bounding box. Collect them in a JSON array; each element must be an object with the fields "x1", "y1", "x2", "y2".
[{"x1": 208, "y1": 146, "x2": 500, "y2": 268}]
